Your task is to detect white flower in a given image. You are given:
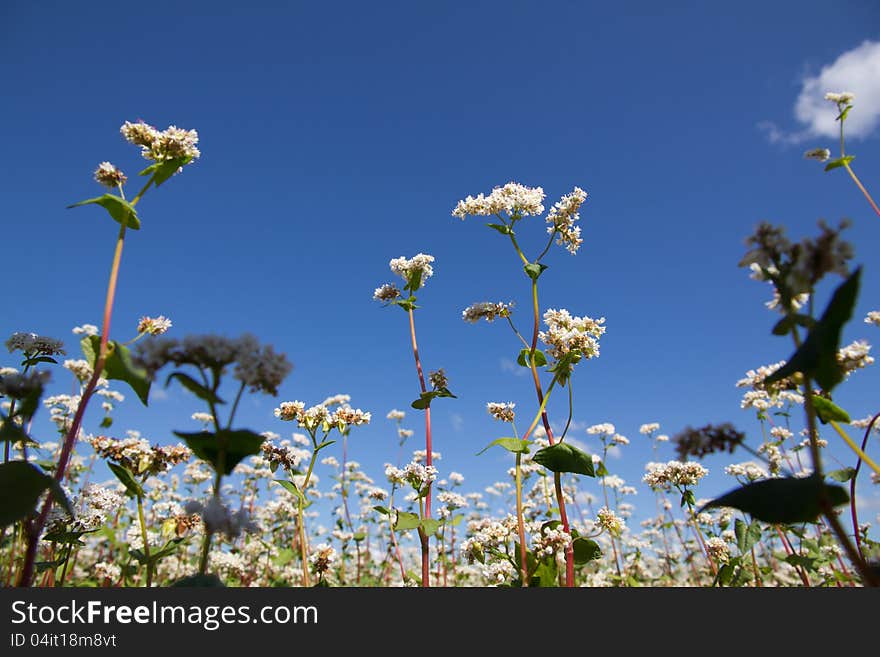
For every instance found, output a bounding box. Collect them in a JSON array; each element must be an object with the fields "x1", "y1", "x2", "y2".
[
  {"x1": 137, "y1": 316, "x2": 172, "y2": 335},
  {"x1": 866, "y1": 311, "x2": 880, "y2": 327},
  {"x1": 452, "y1": 182, "x2": 545, "y2": 219},
  {"x1": 94, "y1": 162, "x2": 127, "y2": 189},
  {"x1": 643, "y1": 460, "x2": 709, "y2": 489},
  {"x1": 804, "y1": 148, "x2": 831, "y2": 162},
  {"x1": 824, "y1": 91, "x2": 855, "y2": 105},
  {"x1": 545, "y1": 186, "x2": 588, "y2": 255},
  {"x1": 389, "y1": 253, "x2": 435, "y2": 288},
  {"x1": 462, "y1": 301, "x2": 512, "y2": 323},
  {"x1": 486, "y1": 402, "x2": 515, "y2": 423}
]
